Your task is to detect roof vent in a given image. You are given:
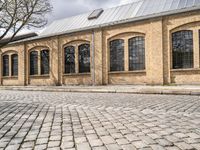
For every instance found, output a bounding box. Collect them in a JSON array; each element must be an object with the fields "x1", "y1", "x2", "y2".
[{"x1": 88, "y1": 8, "x2": 104, "y2": 20}]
